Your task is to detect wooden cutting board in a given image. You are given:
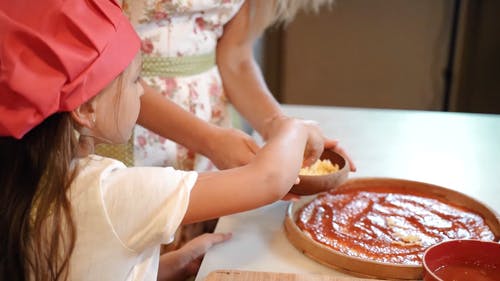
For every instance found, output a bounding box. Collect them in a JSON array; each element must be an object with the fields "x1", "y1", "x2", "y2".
[{"x1": 205, "y1": 270, "x2": 377, "y2": 281}]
